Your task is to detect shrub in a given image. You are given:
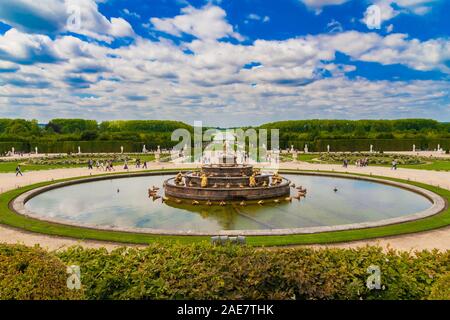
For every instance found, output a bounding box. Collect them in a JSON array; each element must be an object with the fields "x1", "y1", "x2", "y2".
[
  {"x1": 0, "y1": 244, "x2": 83, "y2": 300},
  {"x1": 56, "y1": 244, "x2": 450, "y2": 300},
  {"x1": 428, "y1": 273, "x2": 450, "y2": 300},
  {"x1": 1, "y1": 243, "x2": 448, "y2": 300}
]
